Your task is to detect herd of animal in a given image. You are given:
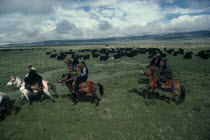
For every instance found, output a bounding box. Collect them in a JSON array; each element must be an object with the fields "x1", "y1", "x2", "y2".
[{"x1": 45, "y1": 47, "x2": 210, "y2": 61}]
